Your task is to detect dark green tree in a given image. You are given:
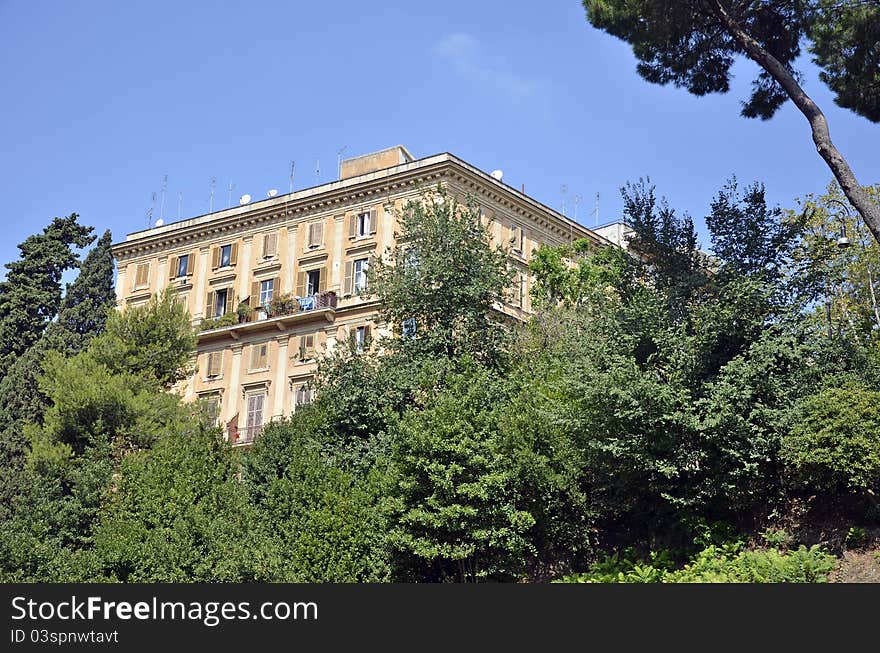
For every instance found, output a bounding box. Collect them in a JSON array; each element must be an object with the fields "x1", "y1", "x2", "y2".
[
  {"x1": 0, "y1": 214, "x2": 93, "y2": 380},
  {"x1": 582, "y1": 0, "x2": 880, "y2": 245}
]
